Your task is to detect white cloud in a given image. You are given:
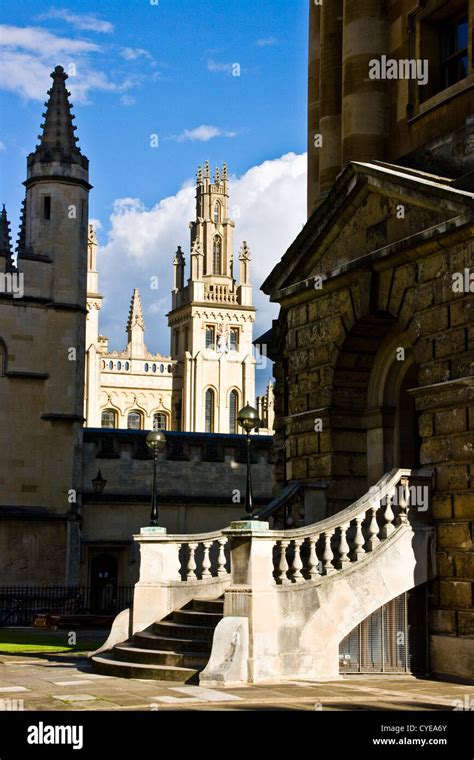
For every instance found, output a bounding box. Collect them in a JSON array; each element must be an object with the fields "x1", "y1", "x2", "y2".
[
  {"x1": 207, "y1": 59, "x2": 234, "y2": 74},
  {"x1": 37, "y1": 9, "x2": 114, "y2": 34},
  {"x1": 120, "y1": 47, "x2": 152, "y2": 61},
  {"x1": 170, "y1": 124, "x2": 237, "y2": 142},
  {"x1": 0, "y1": 141, "x2": 5, "y2": 152},
  {"x1": 96, "y1": 152, "x2": 307, "y2": 390},
  {"x1": 0, "y1": 25, "x2": 99, "y2": 55},
  {"x1": 256, "y1": 37, "x2": 278, "y2": 47},
  {"x1": 0, "y1": 25, "x2": 135, "y2": 103},
  {"x1": 120, "y1": 94, "x2": 136, "y2": 107}
]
